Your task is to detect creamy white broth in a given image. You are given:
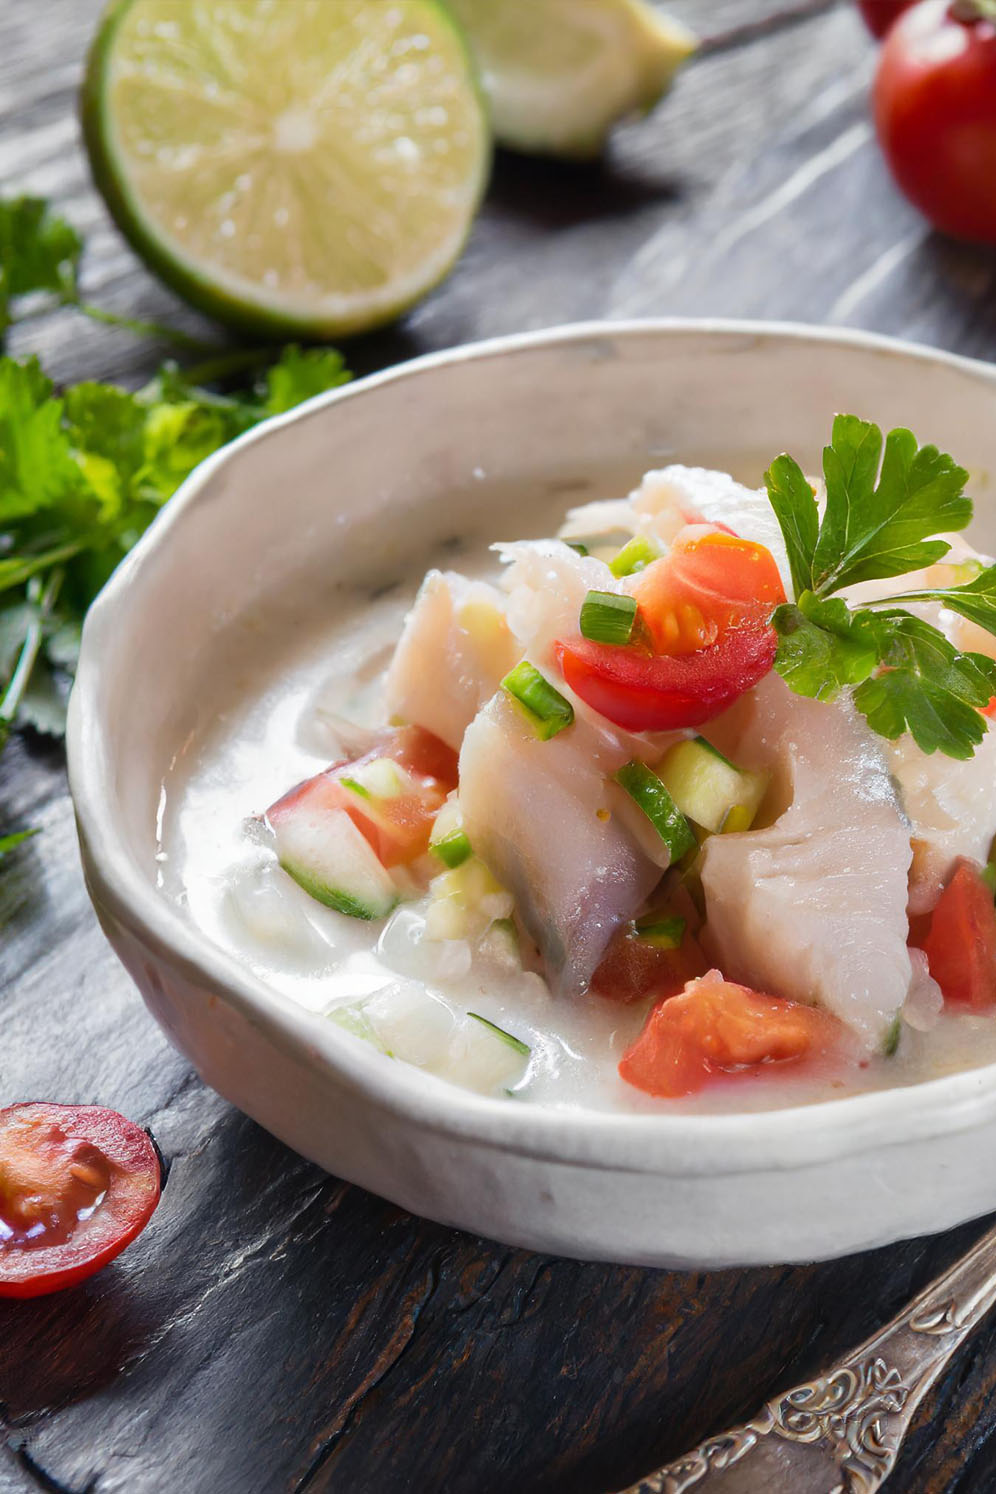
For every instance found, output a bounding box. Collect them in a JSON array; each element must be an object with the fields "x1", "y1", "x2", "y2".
[{"x1": 161, "y1": 463, "x2": 996, "y2": 1114}]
